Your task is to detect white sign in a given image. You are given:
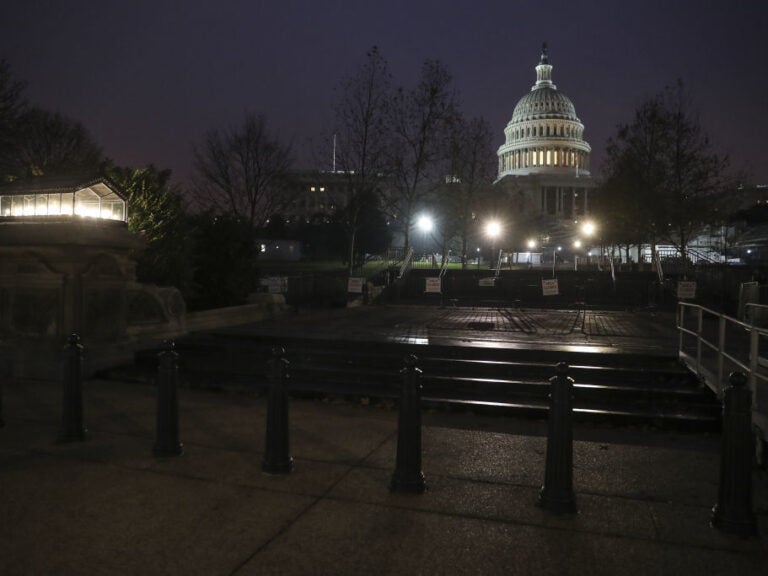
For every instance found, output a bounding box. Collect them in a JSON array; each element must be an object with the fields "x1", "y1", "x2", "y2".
[
  {"x1": 261, "y1": 276, "x2": 287, "y2": 294},
  {"x1": 677, "y1": 281, "x2": 697, "y2": 299},
  {"x1": 425, "y1": 277, "x2": 441, "y2": 293},
  {"x1": 478, "y1": 277, "x2": 495, "y2": 287},
  {"x1": 347, "y1": 277, "x2": 364, "y2": 294},
  {"x1": 542, "y1": 278, "x2": 559, "y2": 296}
]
